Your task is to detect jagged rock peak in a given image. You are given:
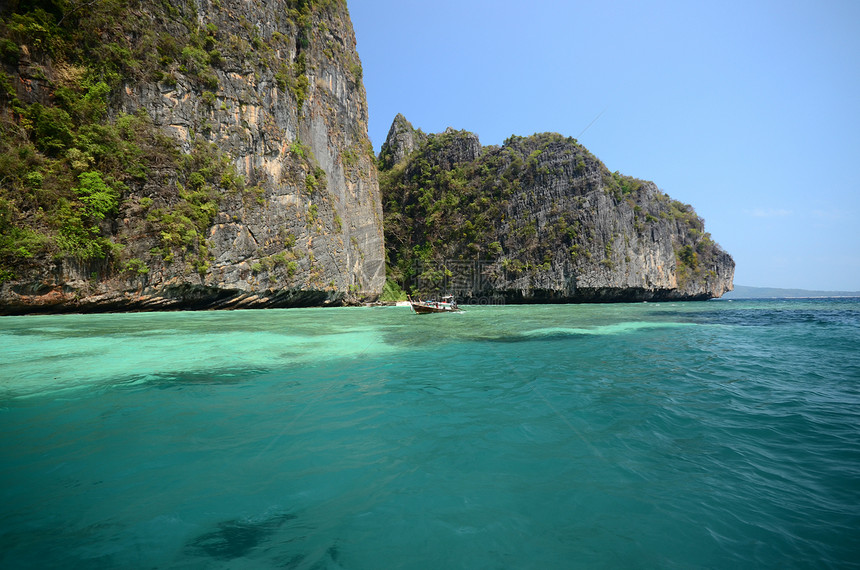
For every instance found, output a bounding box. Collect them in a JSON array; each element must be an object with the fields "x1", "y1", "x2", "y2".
[
  {"x1": 378, "y1": 125, "x2": 735, "y2": 303},
  {"x1": 379, "y1": 114, "x2": 427, "y2": 168},
  {"x1": 380, "y1": 115, "x2": 482, "y2": 172},
  {"x1": 438, "y1": 127, "x2": 482, "y2": 169}
]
